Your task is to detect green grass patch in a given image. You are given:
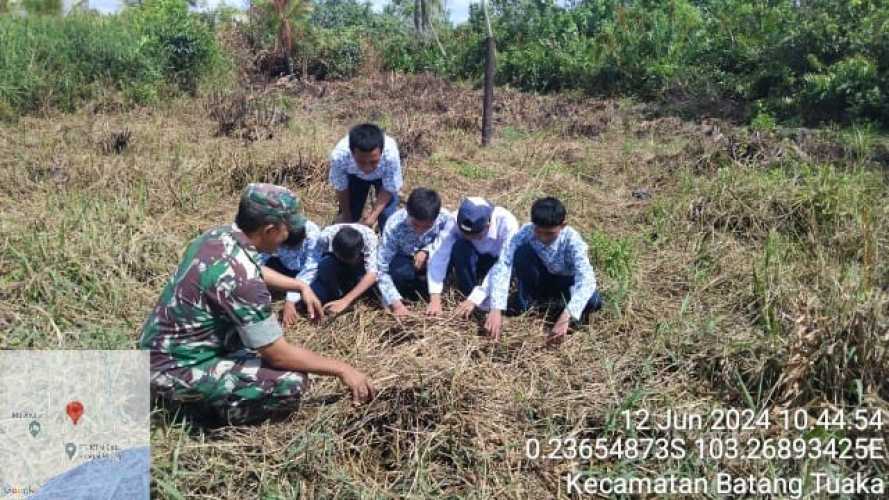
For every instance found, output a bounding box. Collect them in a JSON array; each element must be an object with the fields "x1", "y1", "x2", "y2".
[{"x1": 587, "y1": 230, "x2": 636, "y2": 314}]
